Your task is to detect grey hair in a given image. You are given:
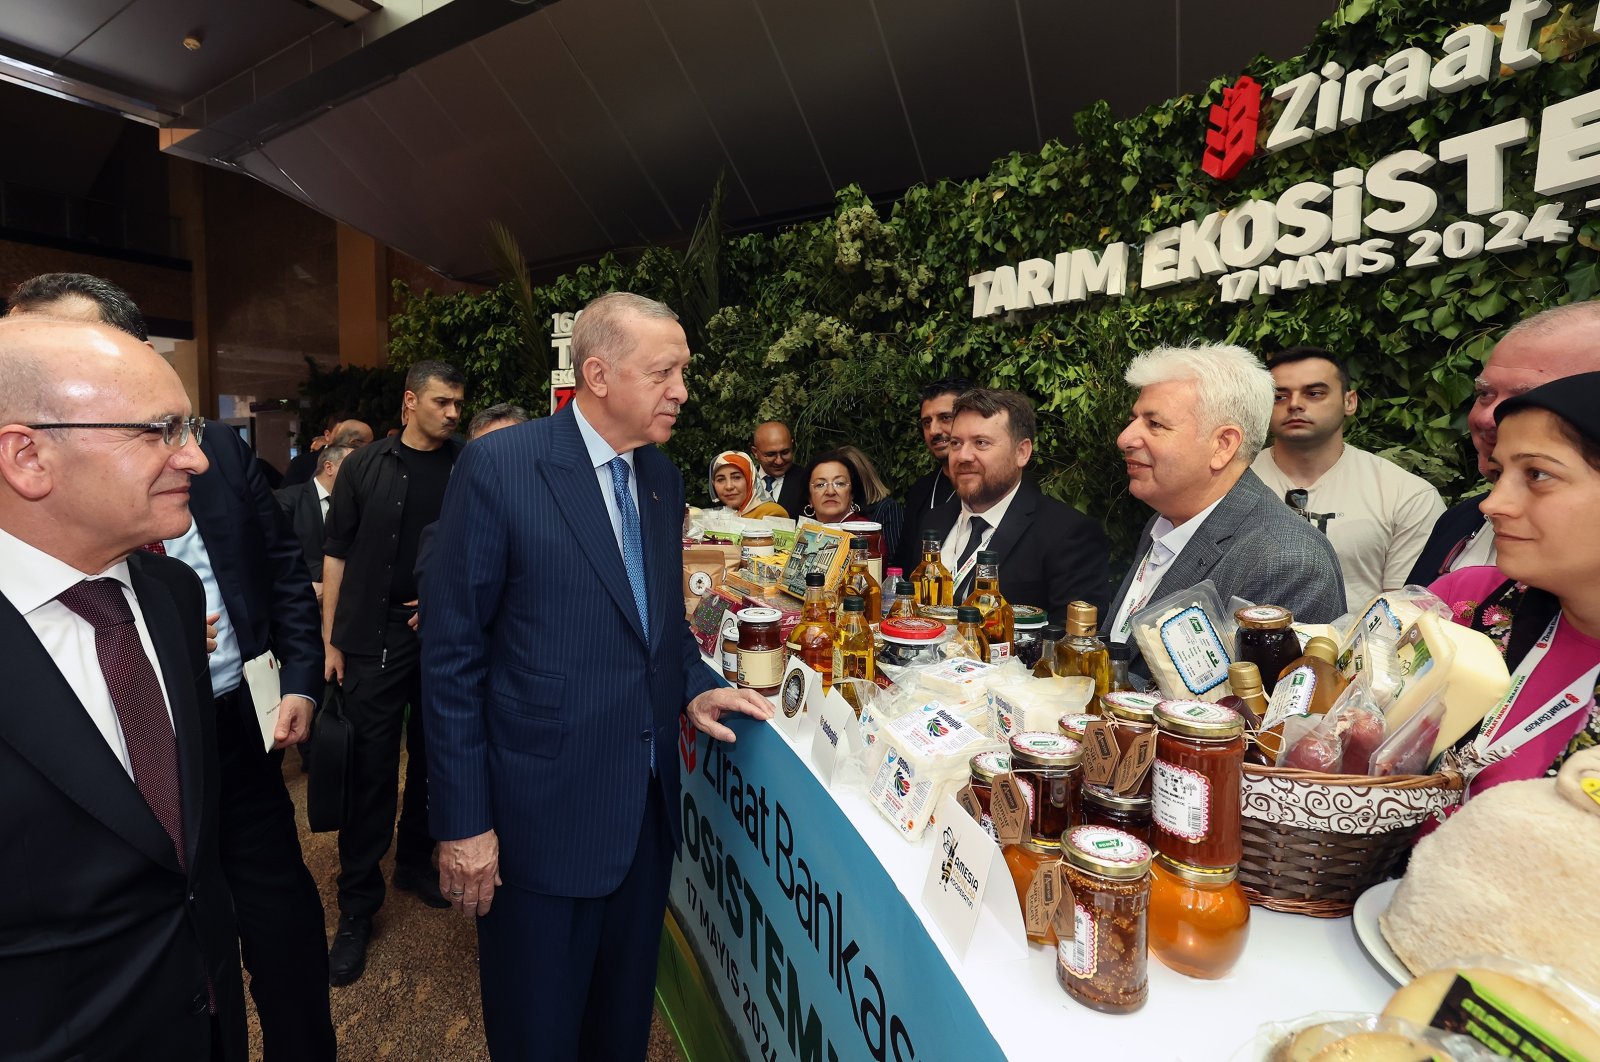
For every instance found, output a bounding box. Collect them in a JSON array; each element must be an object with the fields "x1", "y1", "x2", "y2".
[
  {"x1": 571, "y1": 292, "x2": 678, "y2": 388},
  {"x1": 1125, "y1": 343, "x2": 1275, "y2": 462},
  {"x1": 319, "y1": 444, "x2": 352, "y2": 471},
  {"x1": 1503, "y1": 300, "x2": 1600, "y2": 341}
]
